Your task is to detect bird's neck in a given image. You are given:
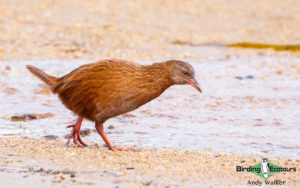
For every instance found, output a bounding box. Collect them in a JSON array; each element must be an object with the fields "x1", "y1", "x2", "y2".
[{"x1": 144, "y1": 62, "x2": 174, "y2": 88}]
